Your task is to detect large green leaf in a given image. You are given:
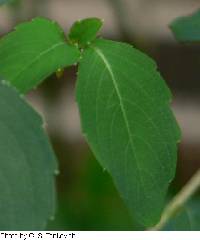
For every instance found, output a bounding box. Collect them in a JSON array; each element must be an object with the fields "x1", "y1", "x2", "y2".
[
  {"x1": 0, "y1": 79, "x2": 58, "y2": 230},
  {"x1": 0, "y1": 17, "x2": 80, "y2": 93},
  {"x1": 164, "y1": 196, "x2": 200, "y2": 230},
  {"x1": 170, "y1": 9, "x2": 200, "y2": 42},
  {"x1": 76, "y1": 39, "x2": 180, "y2": 227}
]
